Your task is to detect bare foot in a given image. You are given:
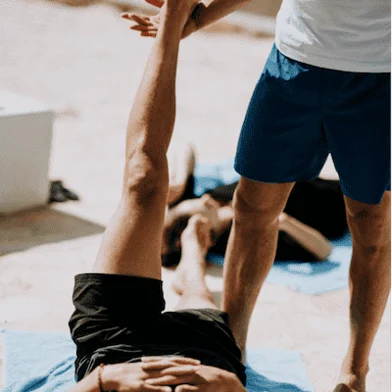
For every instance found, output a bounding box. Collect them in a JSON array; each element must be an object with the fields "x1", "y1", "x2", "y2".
[
  {"x1": 334, "y1": 367, "x2": 368, "y2": 392},
  {"x1": 164, "y1": 194, "x2": 222, "y2": 237},
  {"x1": 333, "y1": 382, "x2": 365, "y2": 392},
  {"x1": 199, "y1": 194, "x2": 223, "y2": 232},
  {"x1": 172, "y1": 215, "x2": 212, "y2": 295}
]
